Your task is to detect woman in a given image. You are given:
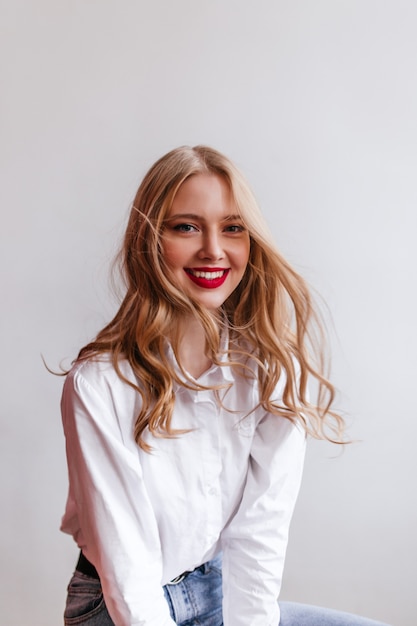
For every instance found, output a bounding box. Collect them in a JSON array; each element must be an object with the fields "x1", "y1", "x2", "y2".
[{"x1": 61, "y1": 146, "x2": 389, "y2": 626}]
